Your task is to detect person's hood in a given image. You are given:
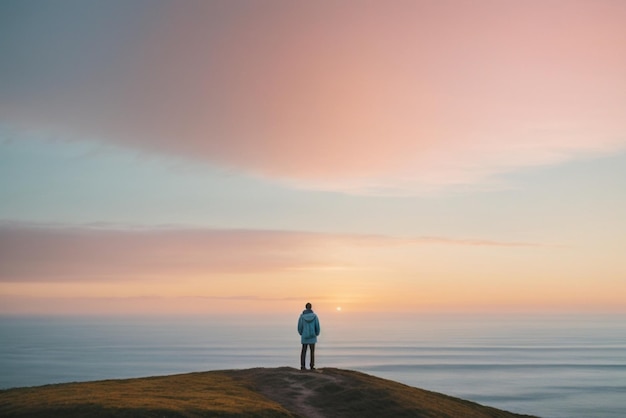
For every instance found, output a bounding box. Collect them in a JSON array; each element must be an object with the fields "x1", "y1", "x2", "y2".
[{"x1": 301, "y1": 310, "x2": 317, "y2": 322}]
